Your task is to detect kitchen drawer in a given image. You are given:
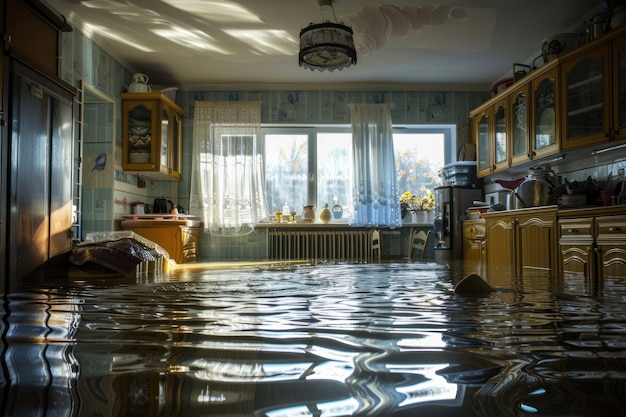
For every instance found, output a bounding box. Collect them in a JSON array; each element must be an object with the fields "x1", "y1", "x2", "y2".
[
  {"x1": 559, "y1": 217, "x2": 593, "y2": 240},
  {"x1": 463, "y1": 219, "x2": 486, "y2": 239},
  {"x1": 596, "y1": 215, "x2": 626, "y2": 241}
]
